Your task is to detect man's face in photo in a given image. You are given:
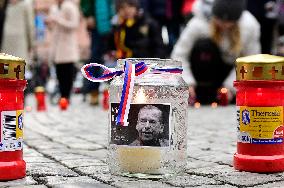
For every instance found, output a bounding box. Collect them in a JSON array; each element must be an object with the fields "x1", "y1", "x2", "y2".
[{"x1": 136, "y1": 106, "x2": 164, "y2": 143}]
